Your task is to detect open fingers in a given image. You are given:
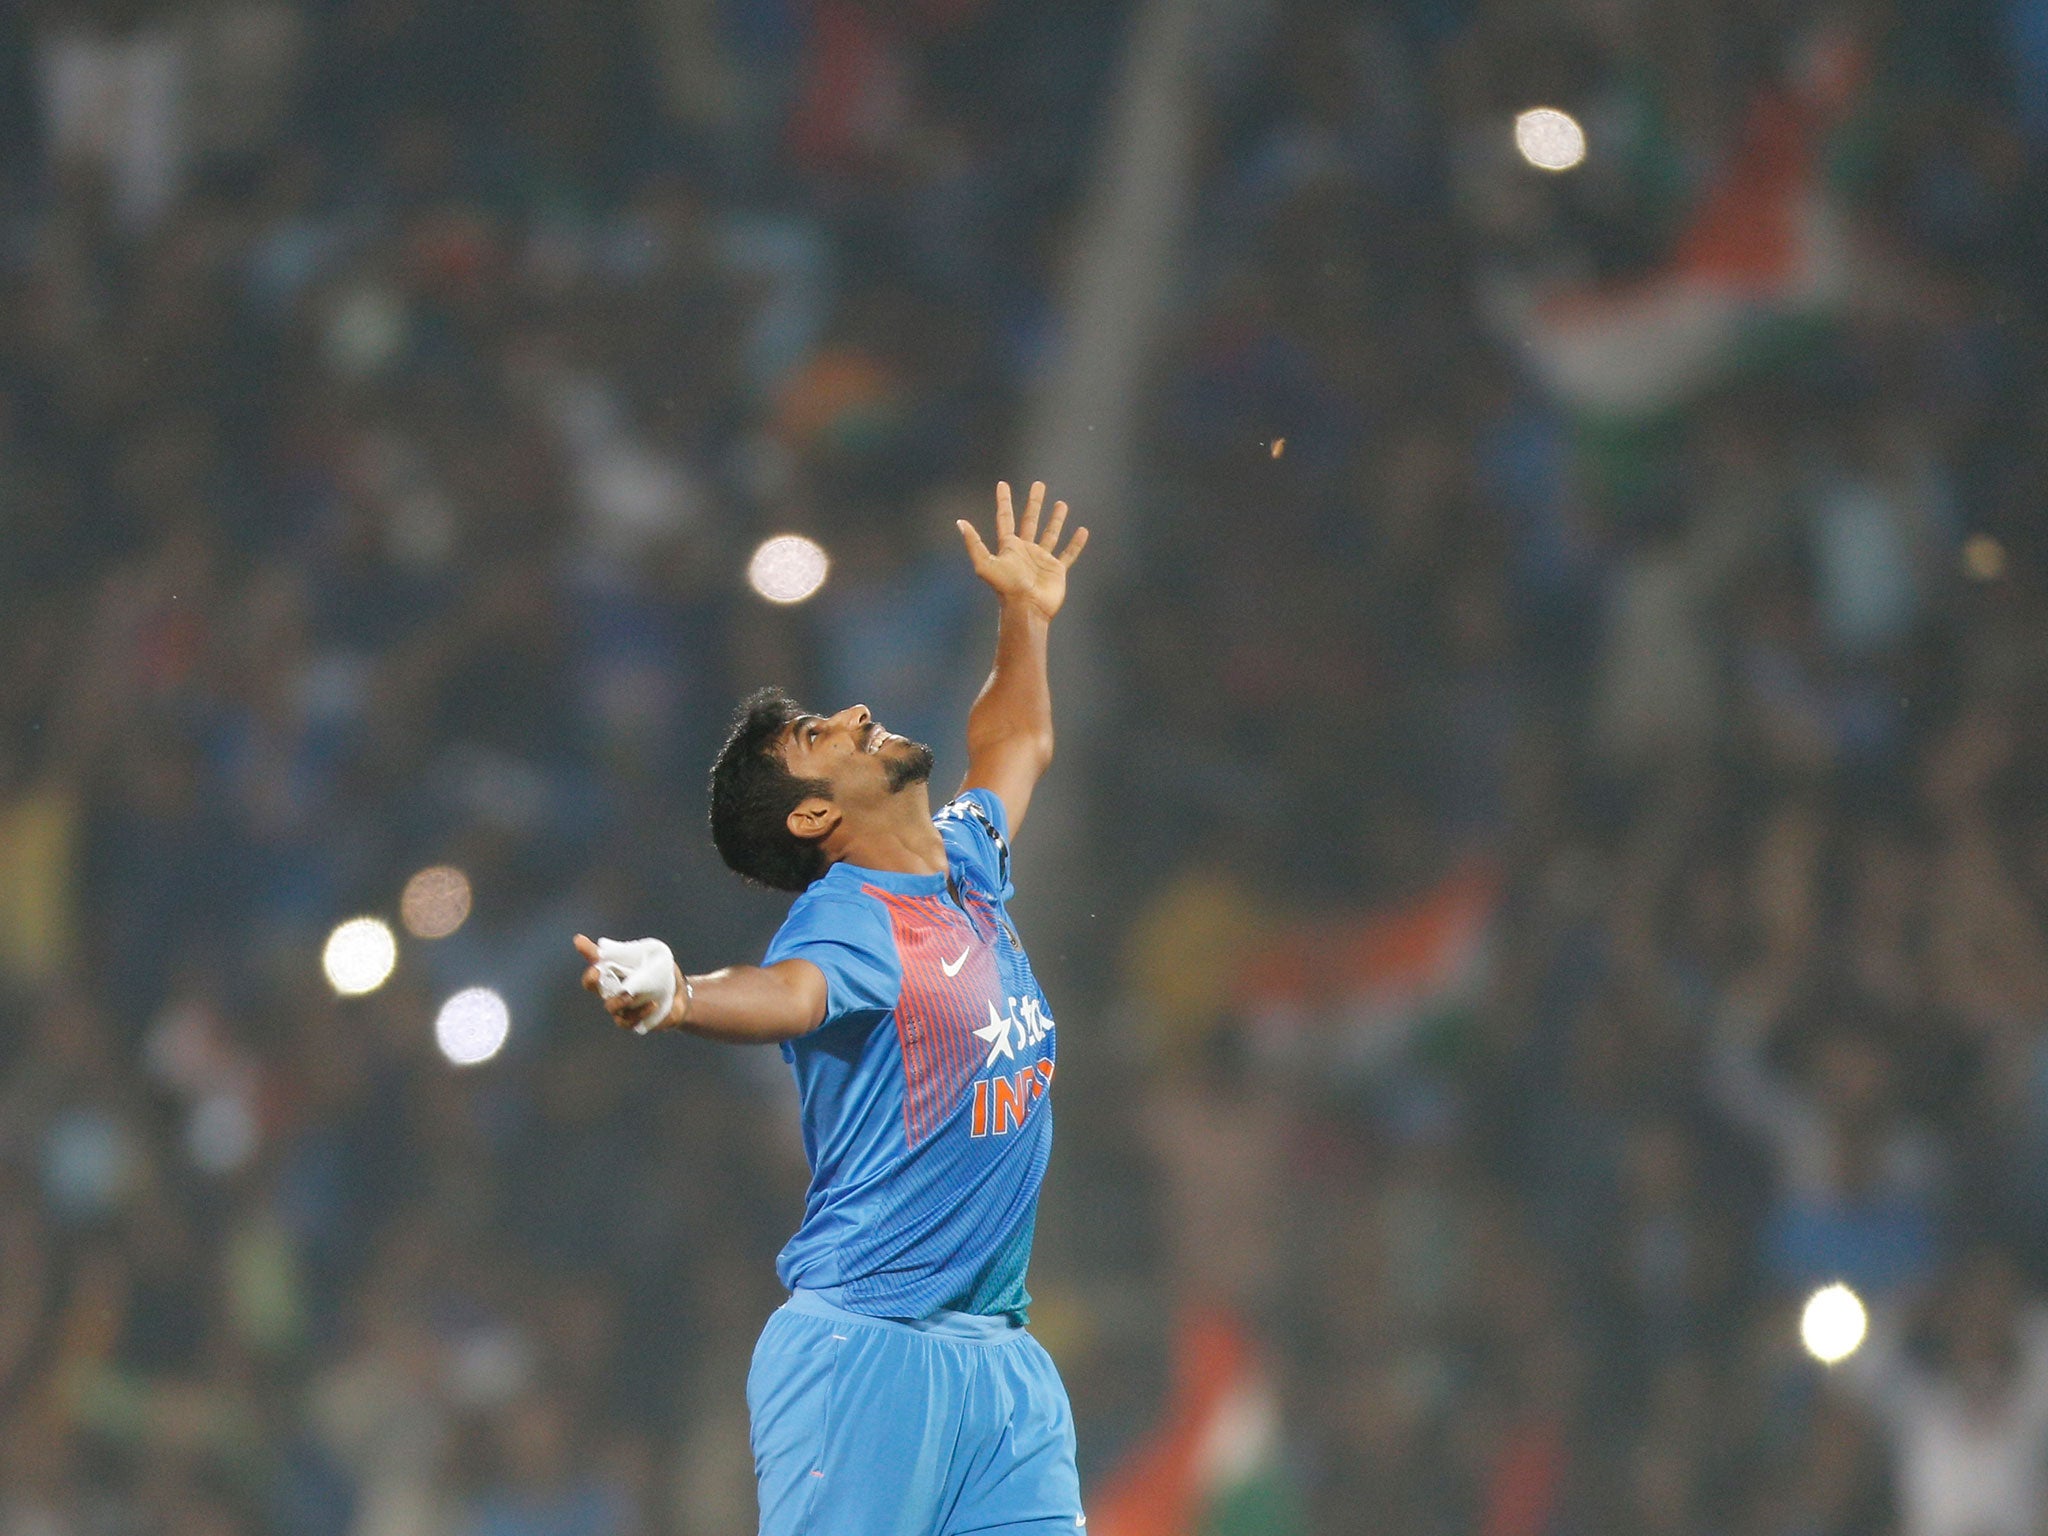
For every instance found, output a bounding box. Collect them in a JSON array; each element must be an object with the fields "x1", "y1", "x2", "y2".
[
  {"x1": 1019, "y1": 481, "x2": 1045, "y2": 543},
  {"x1": 1058, "y1": 526, "x2": 1090, "y2": 567},
  {"x1": 573, "y1": 933, "x2": 601, "y2": 963},
  {"x1": 994, "y1": 481, "x2": 1015, "y2": 543},
  {"x1": 957, "y1": 519, "x2": 994, "y2": 570},
  {"x1": 1039, "y1": 499, "x2": 1069, "y2": 549}
]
